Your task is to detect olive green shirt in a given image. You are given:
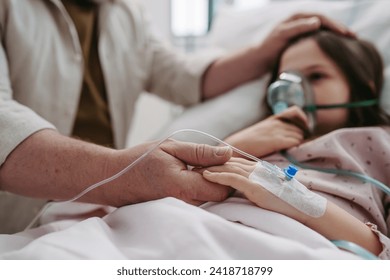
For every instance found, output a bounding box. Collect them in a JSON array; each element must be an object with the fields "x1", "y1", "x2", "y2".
[{"x1": 62, "y1": 0, "x2": 114, "y2": 147}]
